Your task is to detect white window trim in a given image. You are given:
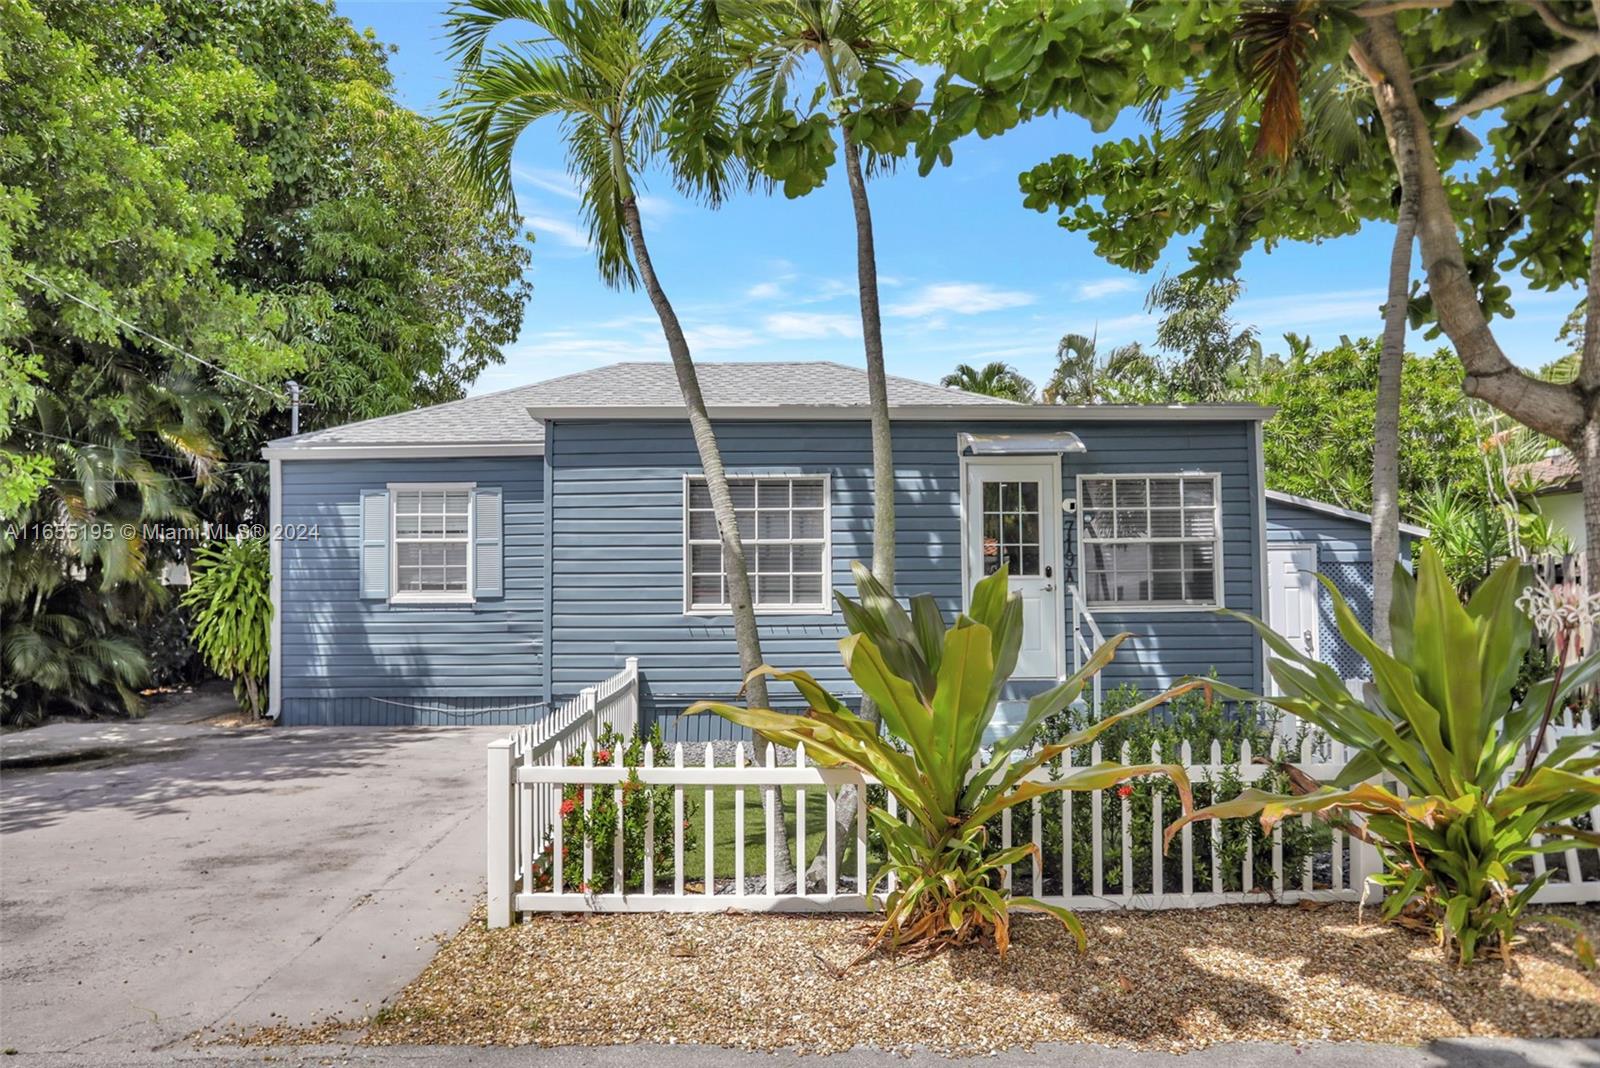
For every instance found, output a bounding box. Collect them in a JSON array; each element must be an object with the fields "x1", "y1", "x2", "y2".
[
  {"x1": 387, "y1": 481, "x2": 476, "y2": 606},
  {"x1": 681, "y1": 472, "x2": 833, "y2": 617},
  {"x1": 1075, "y1": 472, "x2": 1226, "y2": 612}
]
